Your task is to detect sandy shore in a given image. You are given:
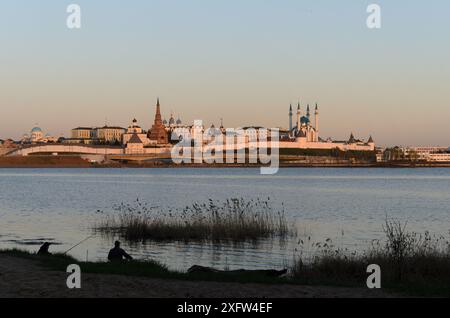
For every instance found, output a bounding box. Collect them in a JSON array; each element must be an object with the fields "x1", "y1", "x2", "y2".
[{"x1": 0, "y1": 255, "x2": 396, "y2": 298}]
